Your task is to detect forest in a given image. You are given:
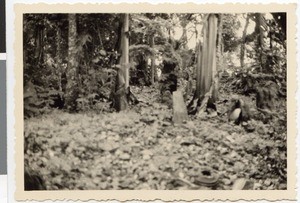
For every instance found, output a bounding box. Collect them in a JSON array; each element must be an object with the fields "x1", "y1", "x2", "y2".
[{"x1": 23, "y1": 13, "x2": 287, "y2": 190}]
